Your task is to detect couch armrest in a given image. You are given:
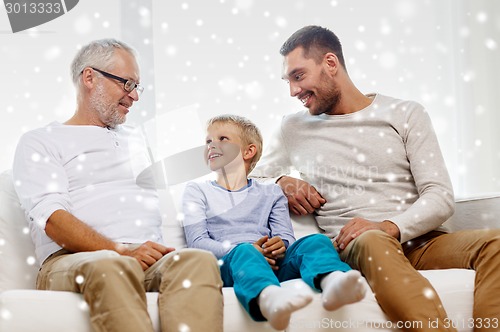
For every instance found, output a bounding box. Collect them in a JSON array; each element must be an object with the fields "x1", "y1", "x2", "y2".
[
  {"x1": 291, "y1": 194, "x2": 500, "y2": 237},
  {"x1": 443, "y1": 194, "x2": 500, "y2": 232}
]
